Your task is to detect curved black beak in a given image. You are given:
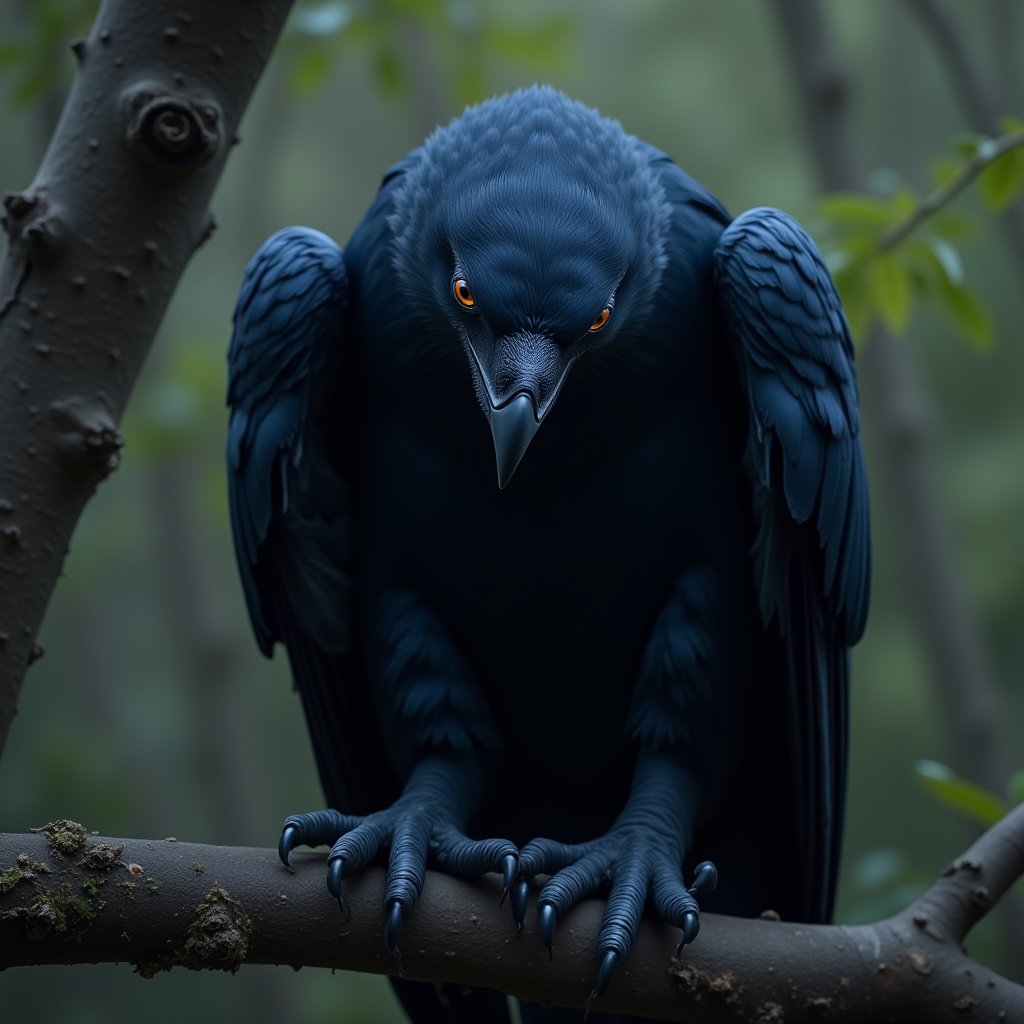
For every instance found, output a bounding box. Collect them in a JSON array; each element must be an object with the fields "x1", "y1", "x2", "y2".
[
  {"x1": 490, "y1": 393, "x2": 540, "y2": 489},
  {"x1": 464, "y1": 330, "x2": 573, "y2": 489}
]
